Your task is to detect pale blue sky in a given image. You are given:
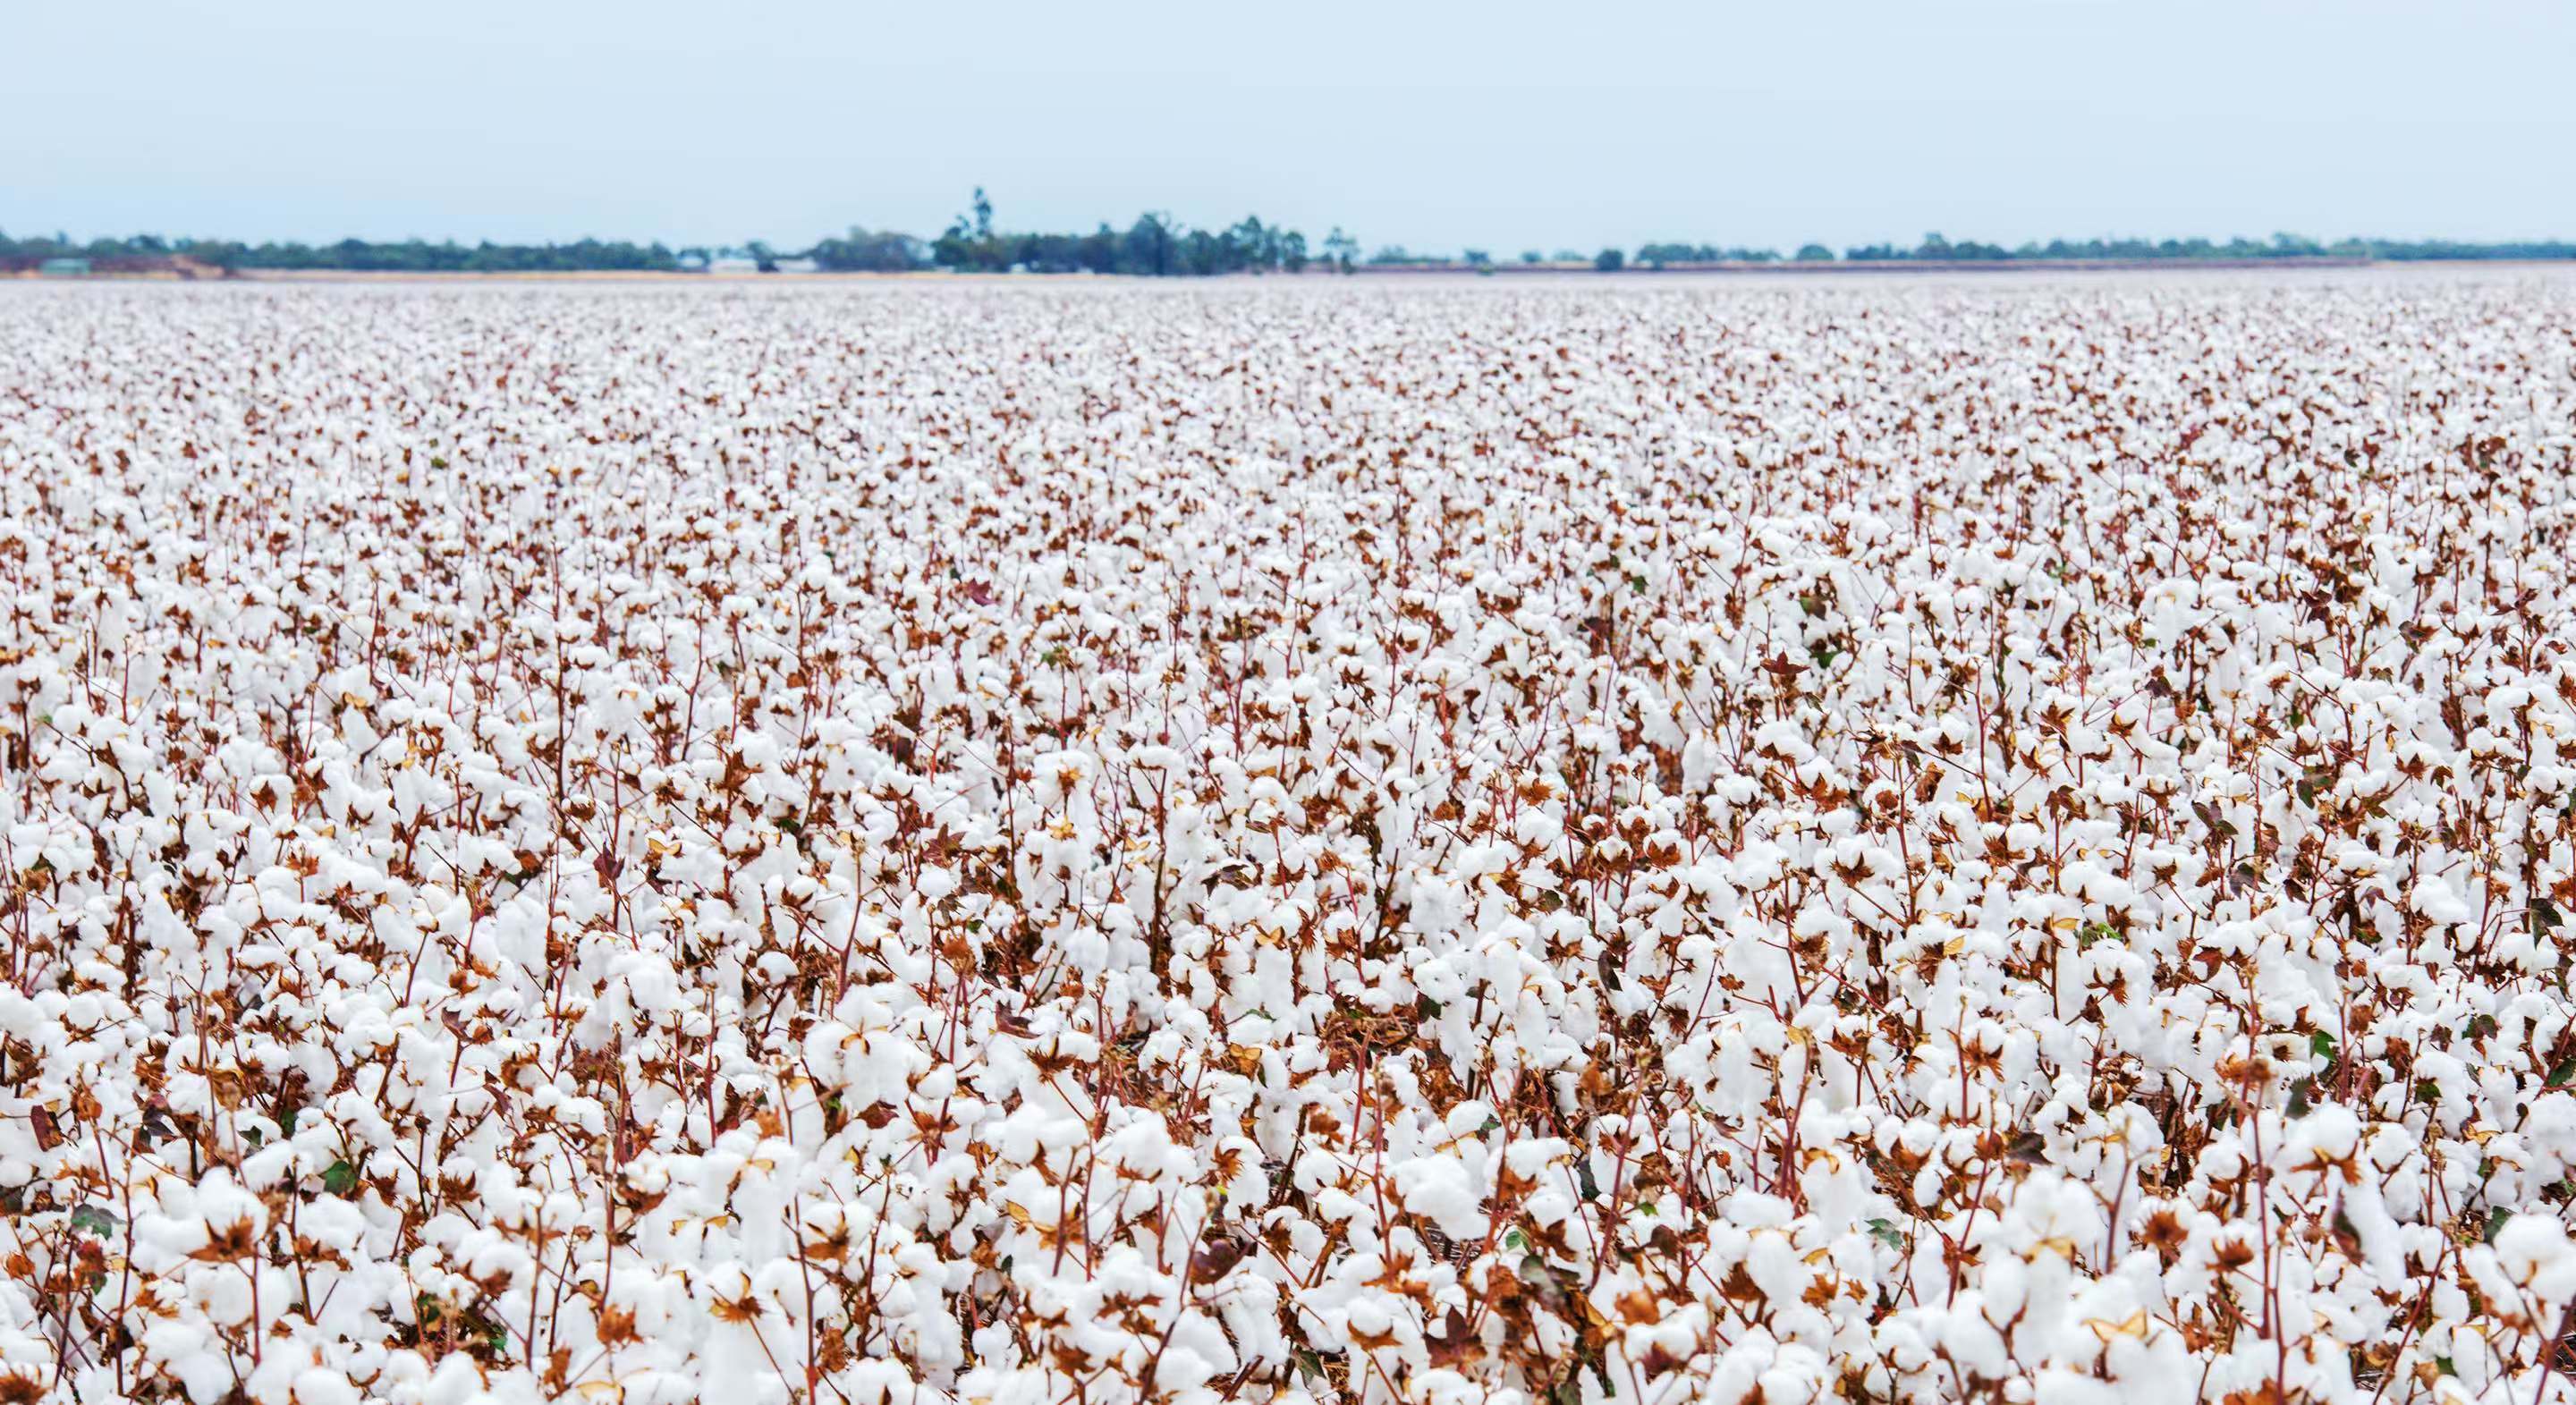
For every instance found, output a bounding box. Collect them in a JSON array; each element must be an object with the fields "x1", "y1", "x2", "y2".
[{"x1": 6, "y1": 0, "x2": 2572, "y2": 254}]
